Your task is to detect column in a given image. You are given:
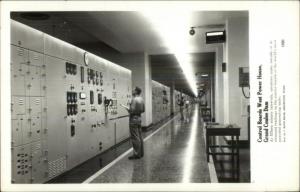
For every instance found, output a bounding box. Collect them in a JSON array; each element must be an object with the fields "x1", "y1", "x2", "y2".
[
  {"x1": 120, "y1": 52, "x2": 152, "y2": 127},
  {"x1": 214, "y1": 46, "x2": 224, "y2": 124},
  {"x1": 223, "y1": 16, "x2": 249, "y2": 140}
]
